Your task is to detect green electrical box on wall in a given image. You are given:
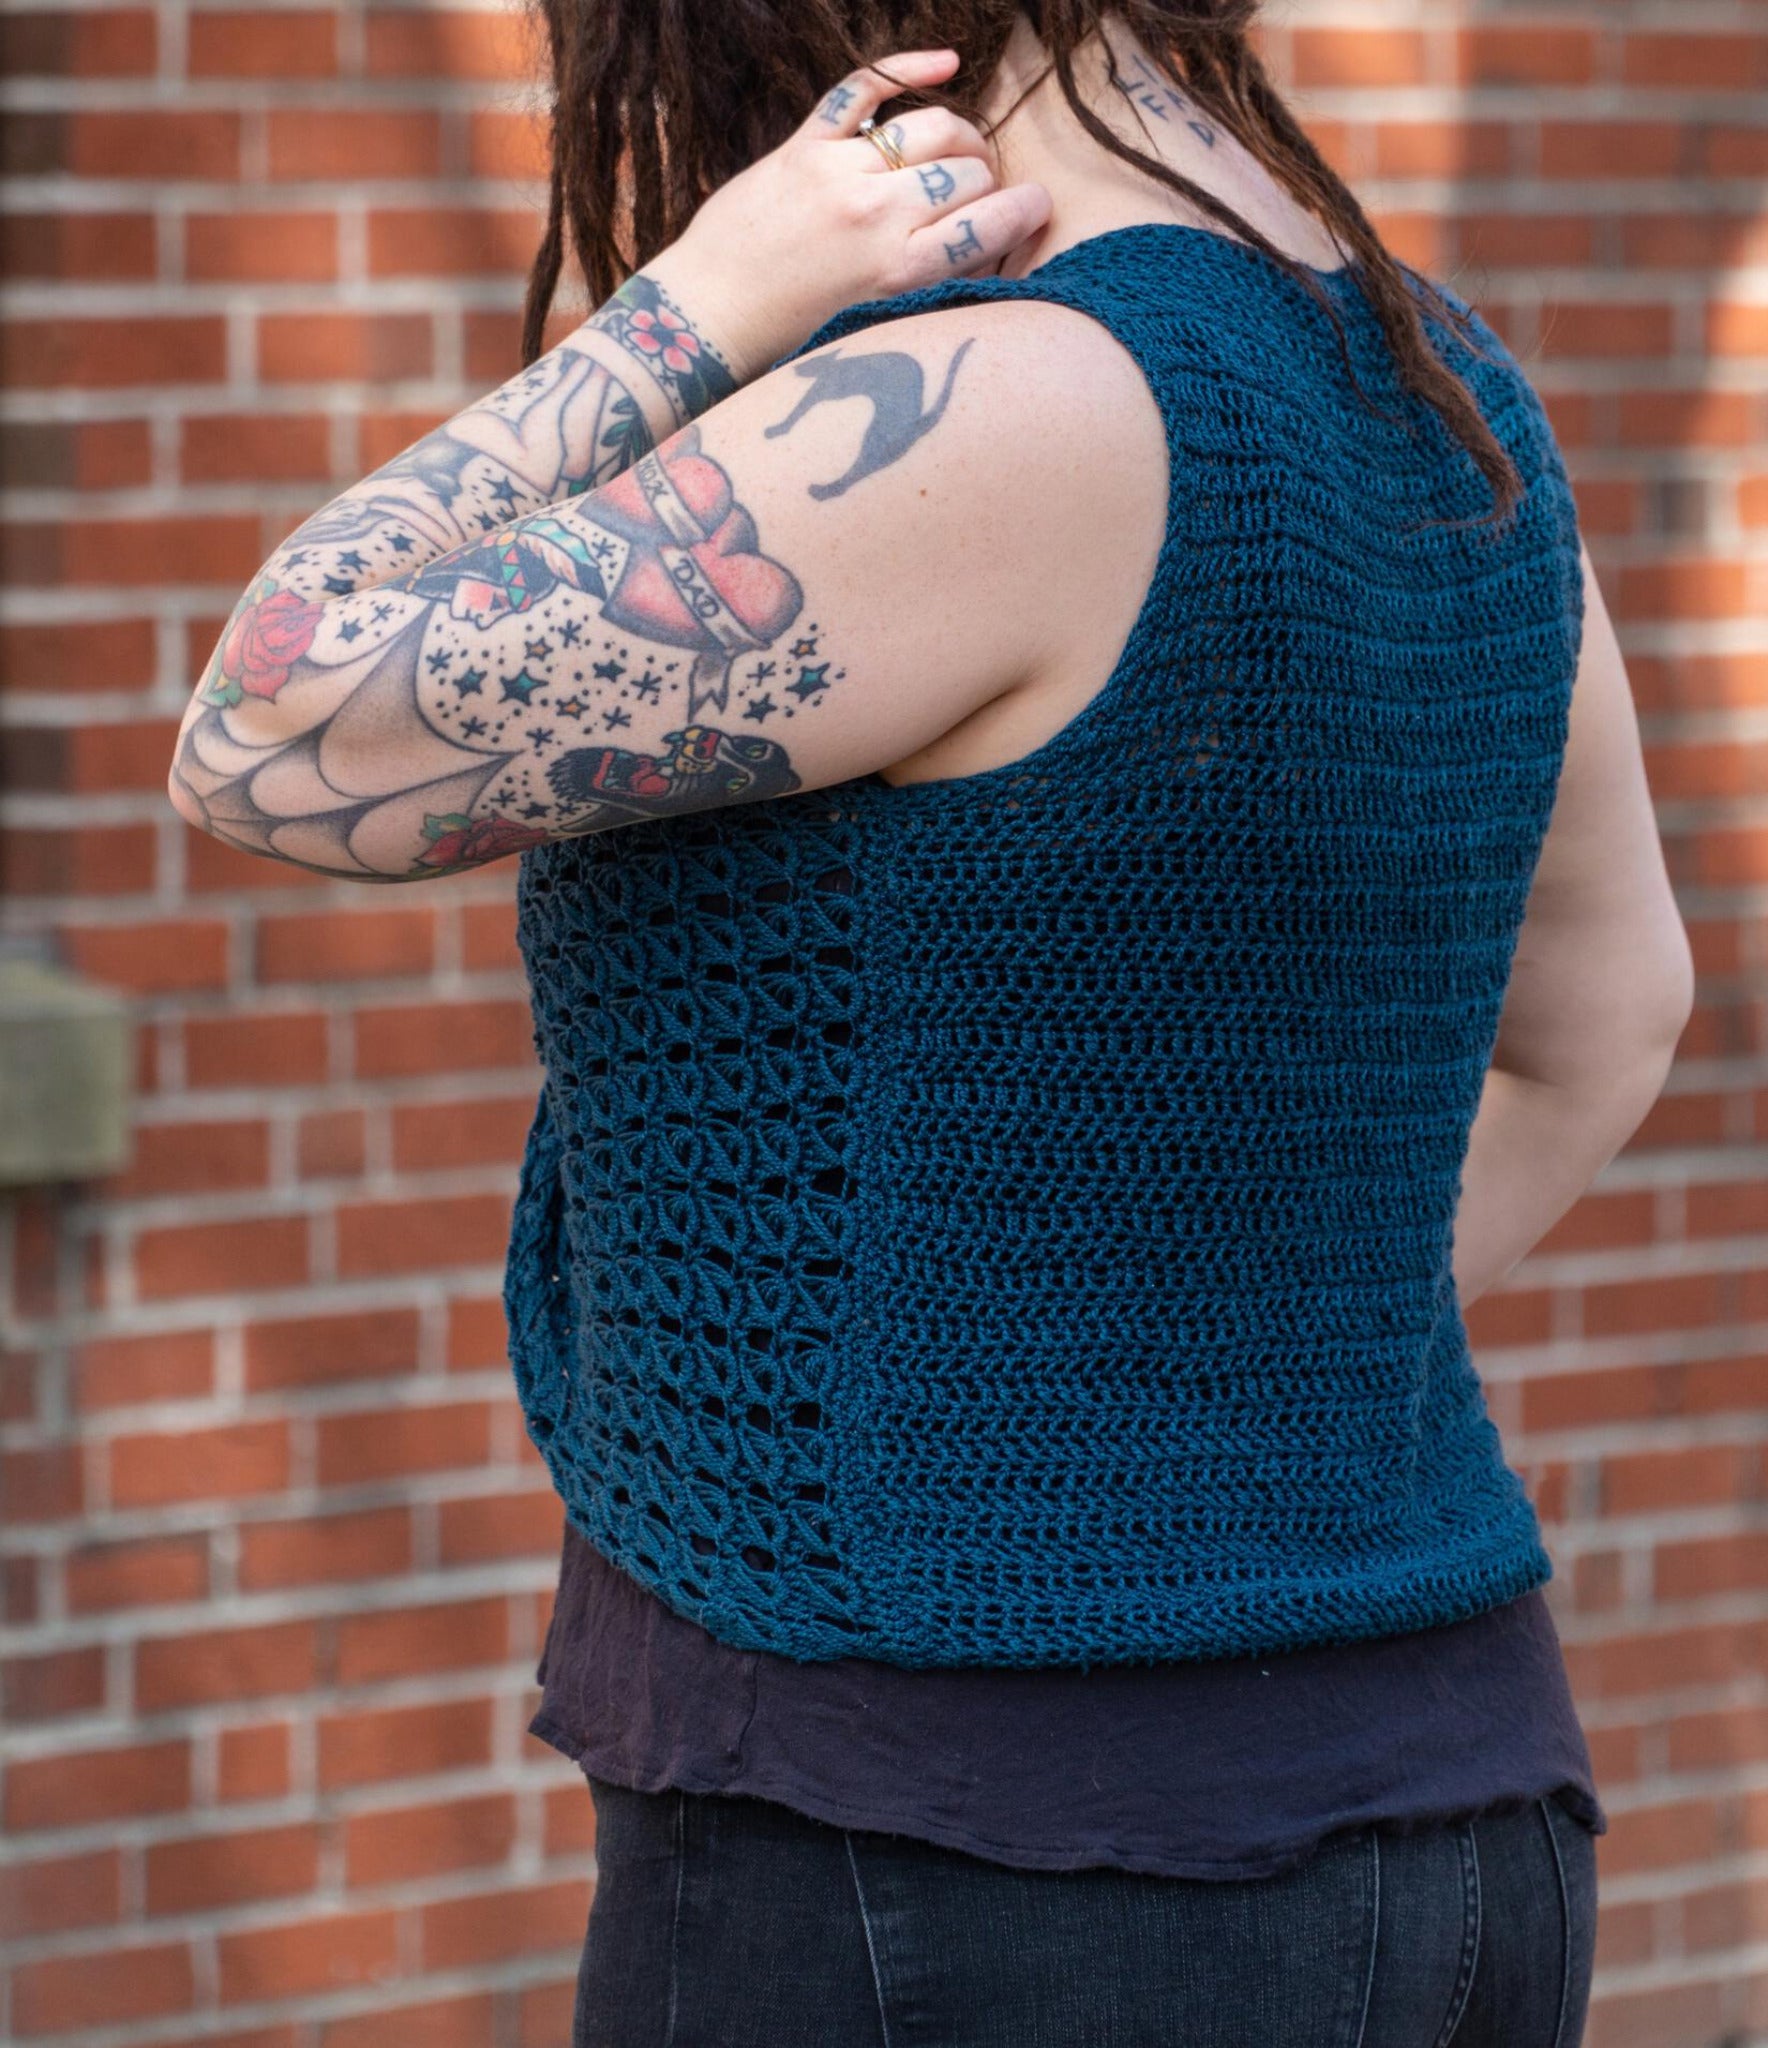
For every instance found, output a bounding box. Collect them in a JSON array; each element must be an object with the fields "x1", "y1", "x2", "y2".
[{"x1": 0, "y1": 958, "x2": 132, "y2": 1186}]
